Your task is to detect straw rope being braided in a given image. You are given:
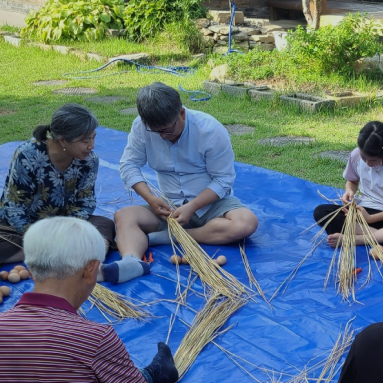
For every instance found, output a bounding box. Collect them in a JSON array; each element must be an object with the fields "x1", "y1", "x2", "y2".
[
  {"x1": 325, "y1": 201, "x2": 383, "y2": 301},
  {"x1": 273, "y1": 193, "x2": 383, "y2": 302},
  {"x1": 167, "y1": 217, "x2": 245, "y2": 299}
]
